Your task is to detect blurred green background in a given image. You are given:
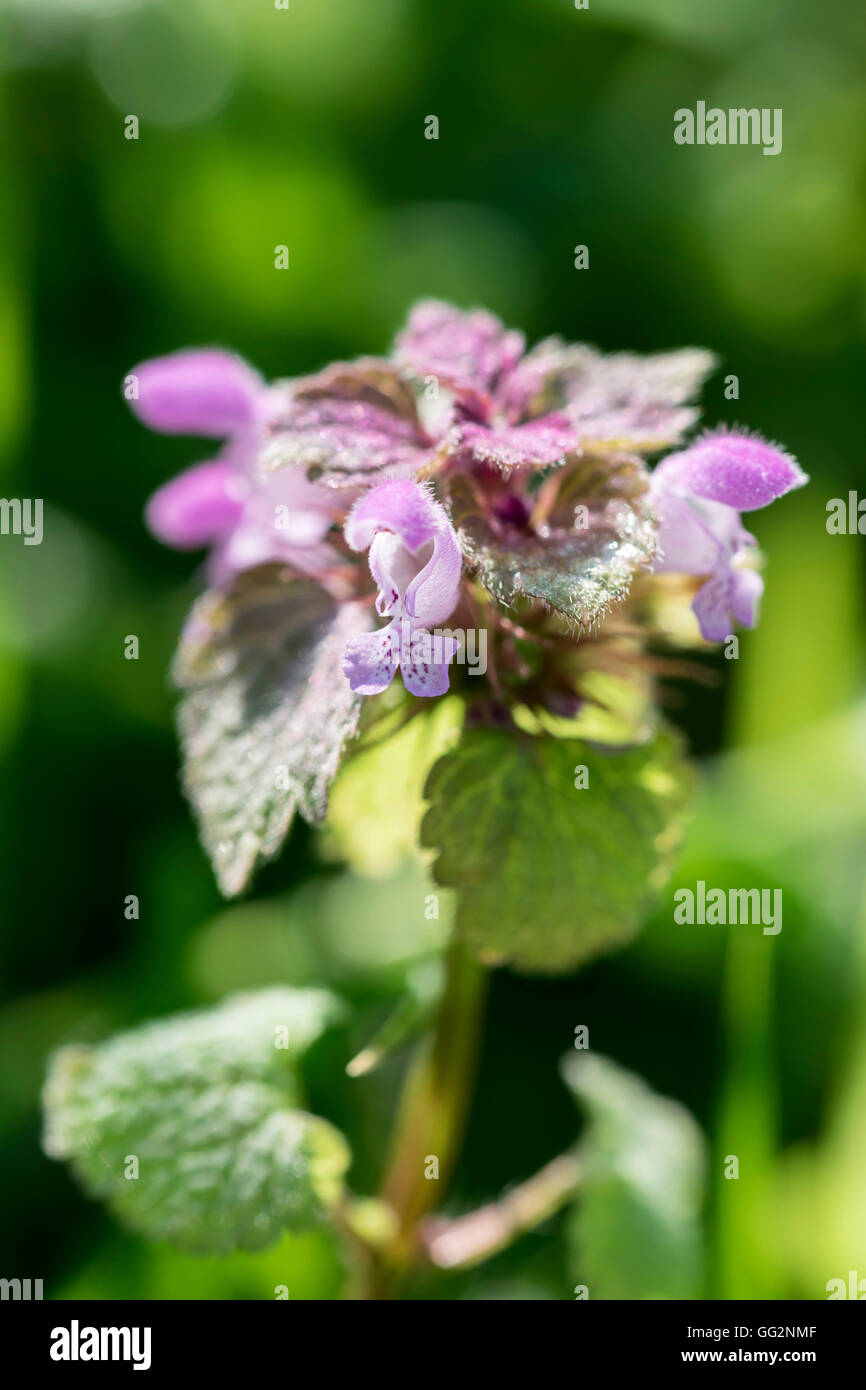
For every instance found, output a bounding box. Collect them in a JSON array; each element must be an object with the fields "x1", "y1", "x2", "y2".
[{"x1": 1, "y1": 0, "x2": 864, "y2": 1300}]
